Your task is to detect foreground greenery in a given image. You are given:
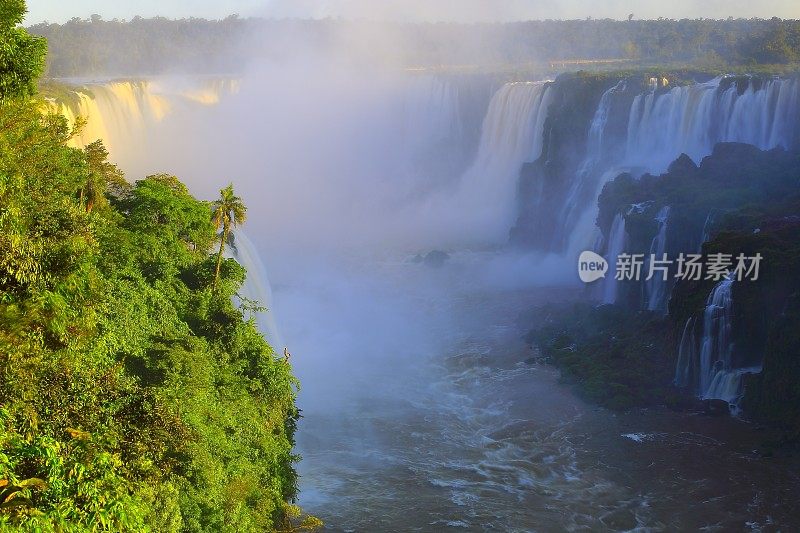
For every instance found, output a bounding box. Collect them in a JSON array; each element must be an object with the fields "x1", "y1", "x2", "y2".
[{"x1": 1, "y1": 3, "x2": 318, "y2": 531}]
